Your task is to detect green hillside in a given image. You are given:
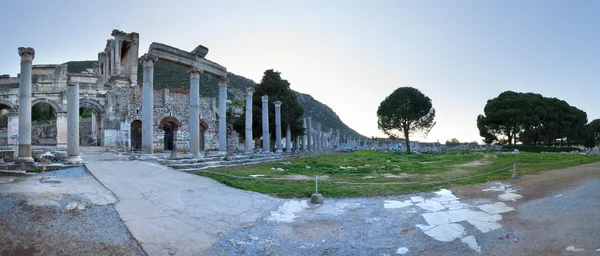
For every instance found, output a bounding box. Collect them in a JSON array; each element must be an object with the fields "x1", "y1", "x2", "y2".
[{"x1": 65, "y1": 60, "x2": 364, "y2": 138}]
